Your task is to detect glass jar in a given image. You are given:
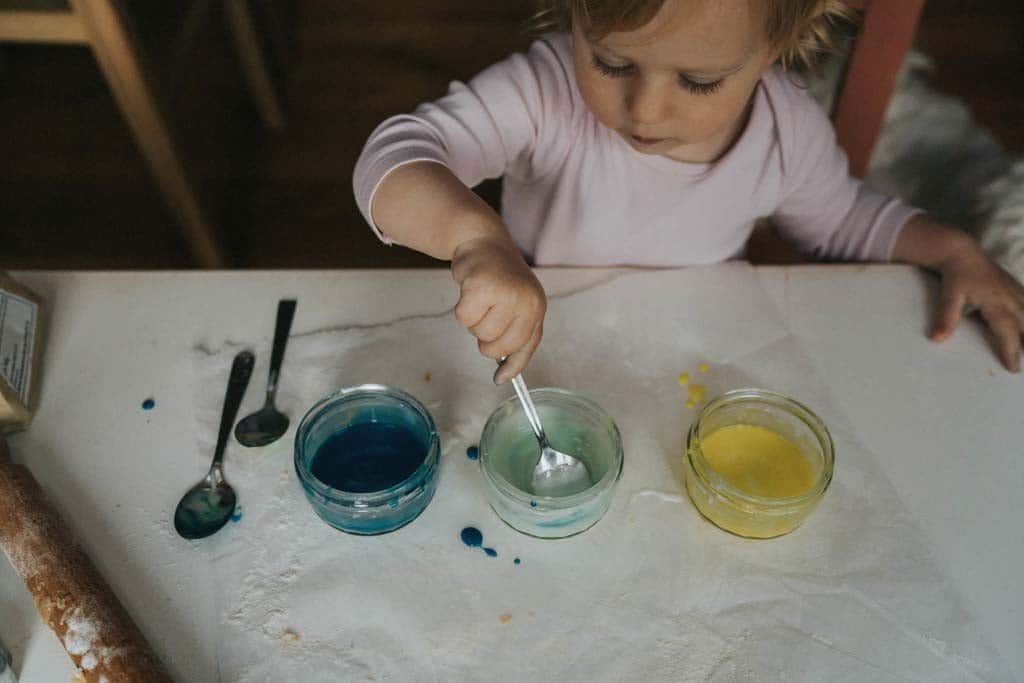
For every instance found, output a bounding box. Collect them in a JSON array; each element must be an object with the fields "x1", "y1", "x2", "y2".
[
  {"x1": 685, "y1": 388, "x2": 834, "y2": 539},
  {"x1": 294, "y1": 384, "x2": 440, "y2": 535},
  {"x1": 480, "y1": 388, "x2": 623, "y2": 539}
]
